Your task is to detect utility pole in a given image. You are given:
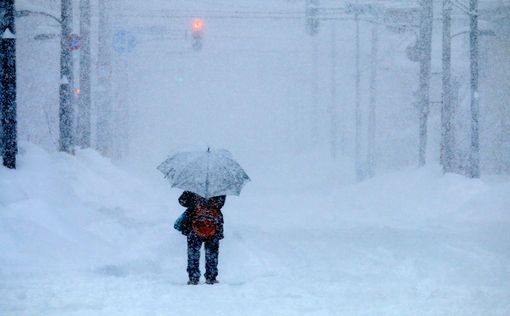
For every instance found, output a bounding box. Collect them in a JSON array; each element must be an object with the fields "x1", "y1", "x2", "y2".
[
  {"x1": 345, "y1": 2, "x2": 368, "y2": 180},
  {"x1": 0, "y1": 0, "x2": 17, "y2": 169},
  {"x1": 59, "y1": 0, "x2": 74, "y2": 153},
  {"x1": 354, "y1": 11, "x2": 362, "y2": 179},
  {"x1": 329, "y1": 21, "x2": 338, "y2": 159},
  {"x1": 311, "y1": 35, "x2": 319, "y2": 145},
  {"x1": 417, "y1": 0, "x2": 433, "y2": 166},
  {"x1": 441, "y1": 0, "x2": 454, "y2": 173},
  {"x1": 77, "y1": 0, "x2": 92, "y2": 148},
  {"x1": 469, "y1": 0, "x2": 480, "y2": 178},
  {"x1": 367, "y1": 22, "x2": 379, "y2": 178},
  {"x1": 306, "y1": 0, "x2": 320, "y2": 146},
  {"x1": 96, "y1": 0, "x2": 112, "y2": 157},
  {"x1": 345, "y1": 2, "x2": 382, "y2": 179}
]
